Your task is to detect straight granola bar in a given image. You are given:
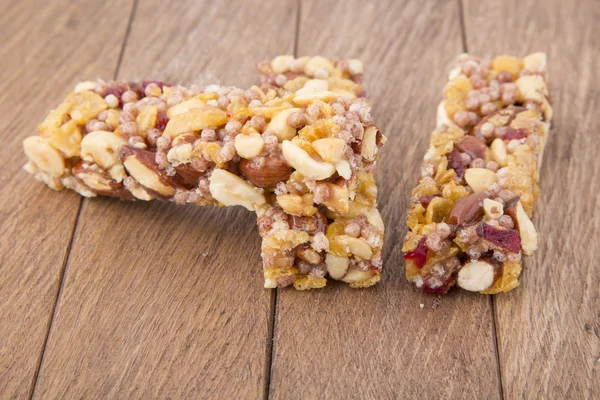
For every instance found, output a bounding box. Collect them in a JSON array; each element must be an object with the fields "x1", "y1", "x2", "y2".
[
  {"x1": 402, "y1": 52, "x2": 551, "y2": 294},
  {"x1": 23, "y1": 57, "x2": 386, "y2": 290}
]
